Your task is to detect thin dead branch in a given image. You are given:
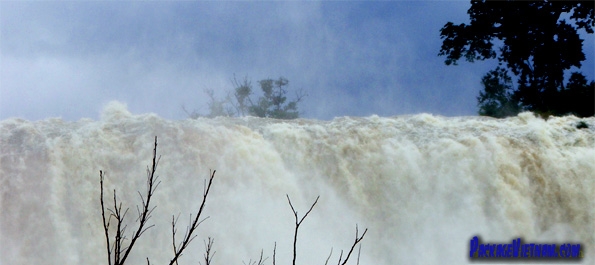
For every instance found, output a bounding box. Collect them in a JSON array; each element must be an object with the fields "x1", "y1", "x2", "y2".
[
  {"x1": 168, "y1": 169, "x2": 216, "y2": 265},
  {"x1": 100, "y1": 136, "x2": 162, "y2": 265},
  {"x1": 243, "y1": 249, "x2": 267, "y2": 265},
  {"x1": 198, "y1": 237, "x2": 215, "y2": 265},
  {"x1": 171, "y1": 214, "x2": 180, "y2": 265},
  {"x1": 336, "y1": 250, "x2": 343, "y2": 265},
  {"x1": 337, "y1": 225, "x2": 367, "y2": 265},
  {"x1": 100, "y1": 136, "x2": 217, "y2": 265},
  {"x1": 100, "y1": 137, "x2": 367, "y2": 265},
  {"x1": 100, "y1": 170, "x2": 112, "y2": 265},
  {"x1": 182, "y1": 105, "x2": 202, "y2": 119},
  {"x1": 324, "y1": 248, "x2": 333, "y2": 265},
  {"x1": 286, "y1": 194, "x2": 319, "y2": 265},
  {"x1": 356, "y1": 244, "x2": 361, "y2": 265},
  {"x1": 272, "y1": 242, "x2": 276, "y2": 265}
]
